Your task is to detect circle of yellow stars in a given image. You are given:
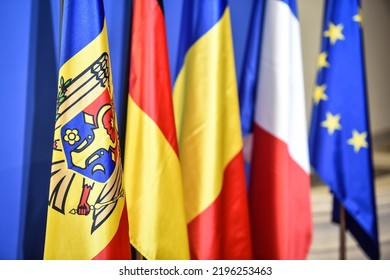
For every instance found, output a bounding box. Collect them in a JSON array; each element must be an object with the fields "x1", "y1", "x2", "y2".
[{"x1": 314, "y1": 6, "x2": 368, "y2": 154}]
